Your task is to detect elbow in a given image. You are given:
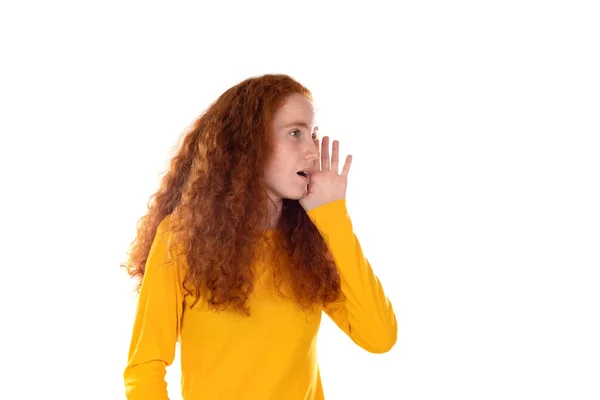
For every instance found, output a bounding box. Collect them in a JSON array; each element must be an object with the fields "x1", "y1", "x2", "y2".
[
  {"x1": 357, "y1": 318, "x2": 398, "y2": 354},
  {"x1": 366, "y1": 327, "x2": 397, "y2": 354},
  {"x1": 123, "y1": 362, "x2": 169, "y2": 400}
]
